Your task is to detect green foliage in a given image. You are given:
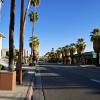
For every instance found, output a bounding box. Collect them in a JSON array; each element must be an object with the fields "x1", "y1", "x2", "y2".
[
  {"x1": 29, "y1": 11, "x2": 38, "y2": 22},
  {"x1": 69, "y1": 43, "x2": 76, "y2": 55},
  {"x1": 29, "y1": 36, "x2": 40, "y2": 50},
  {"x1": 63, "y1": 45, "x2": 70, "y2": 54},
  {"x1": 56, "y1": 48, "x2": 61, "y2": 55},
  {"x1": 0, "y1": 64, "x2": 2, "y2": 70},
  {"x1": 31, "y1": 0, "x2": 40, "y2": 7},
  {"x1": 90, "y1": 28, "x2": 100, "y2": 41},
  {"x1": 29, "y1": 63, "x2": 35, "y2": 66},
  {"x1": 76, "y1": 38, "x2": 86, "y2": 54}
]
